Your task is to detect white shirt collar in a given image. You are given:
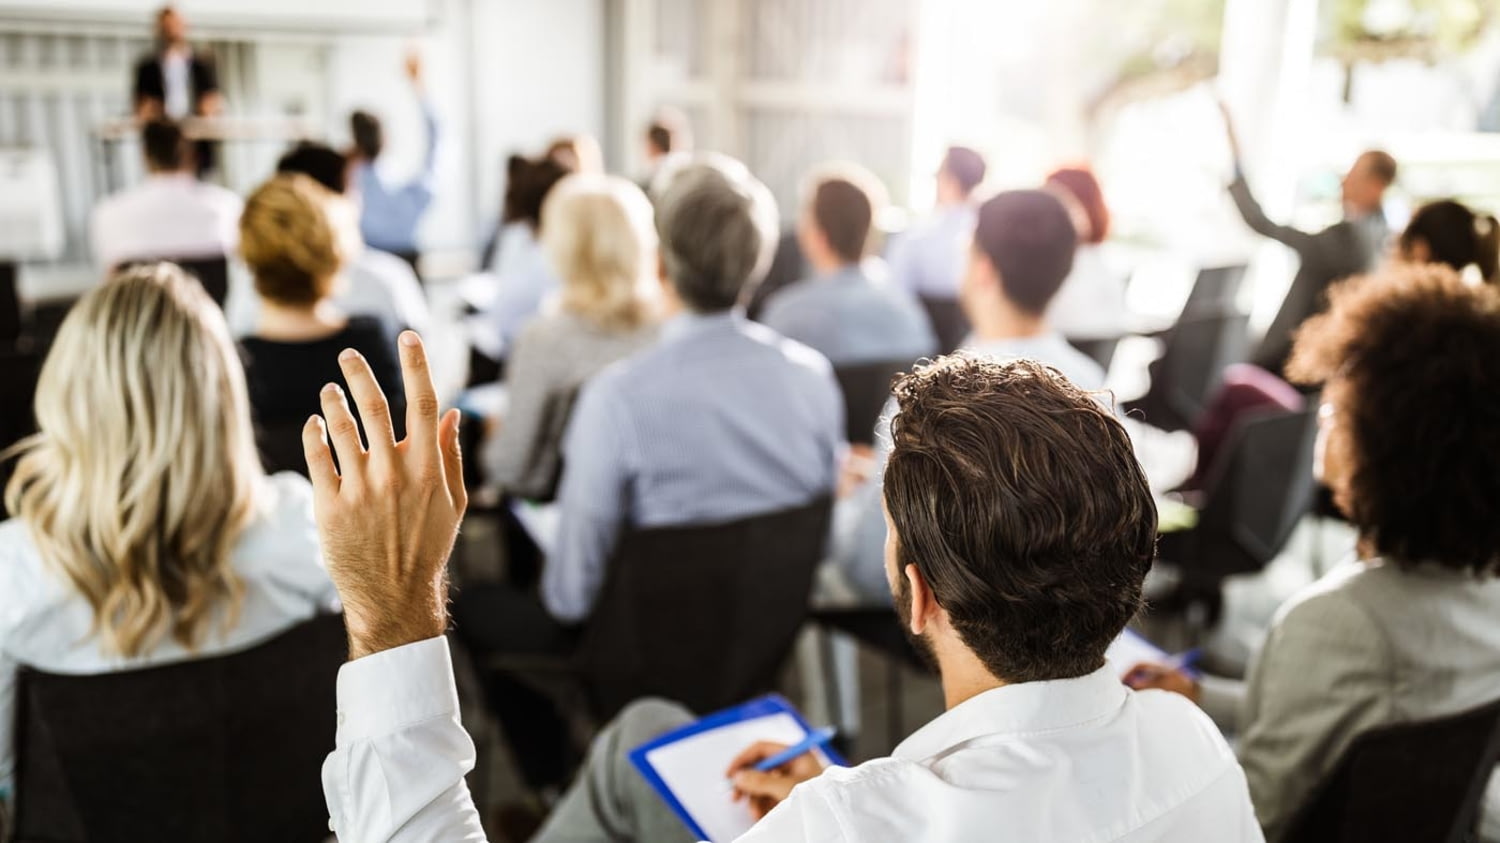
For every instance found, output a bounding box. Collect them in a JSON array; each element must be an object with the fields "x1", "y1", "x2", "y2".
[{"x1": 893, "y1": 665, "x2": 1126, "y2": 761}]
